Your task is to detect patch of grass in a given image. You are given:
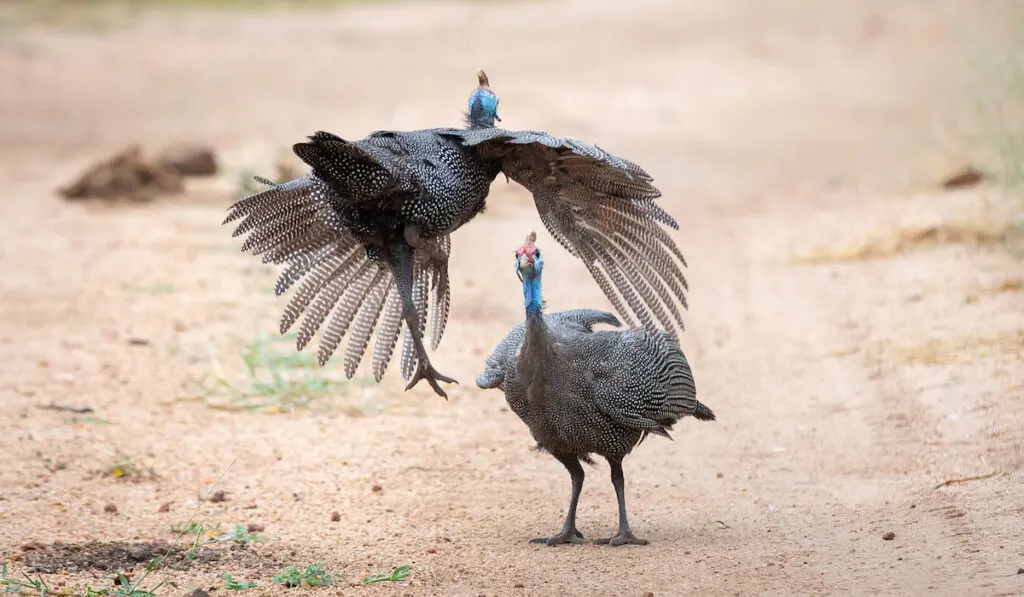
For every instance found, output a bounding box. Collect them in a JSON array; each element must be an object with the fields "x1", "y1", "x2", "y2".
[
  {"x1": 68, "y1": 416, "x2": 111, "y2": 425},
  {"x1": 190, "y1": 330, "x2": 369, "y2": 414},
  {"x1": 211, "y1": 525, "x2": 272, "y2": 545},
  {"x1": 790, "y1": 221, "x2": 1017, "y2": 264},
  {"x1": 223, "y1": 574, "x2": 258, "y2": 590},
  {"x1": 84, "y1": 574, "x2": 175, "y2": 597},
  {"x1": 363, "y1": 564, "x2": 412, "y2": 585},
  {"x1": 1, "y1": 564, "x2": 51, "y2": 595},
  {"x1": 272, "y1": 564, "x2": 337, "y2": 588},
  {"x1": 885, "y1": 329, "x2": 1024, "y2": 366}
]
